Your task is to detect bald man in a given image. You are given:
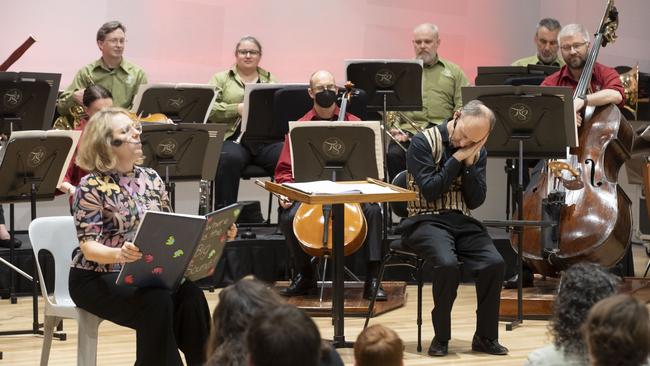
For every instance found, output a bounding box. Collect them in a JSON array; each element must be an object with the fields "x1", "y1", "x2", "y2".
[
  {"x1": 386, "y1": 23, "x2": 469, "y2": 182},
  {"x1": 400, "y1": 100, "x2": 507, "y2": 357},
  {"x1": 275, "y1": 70, "x2": 386, "y2": 301}
]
